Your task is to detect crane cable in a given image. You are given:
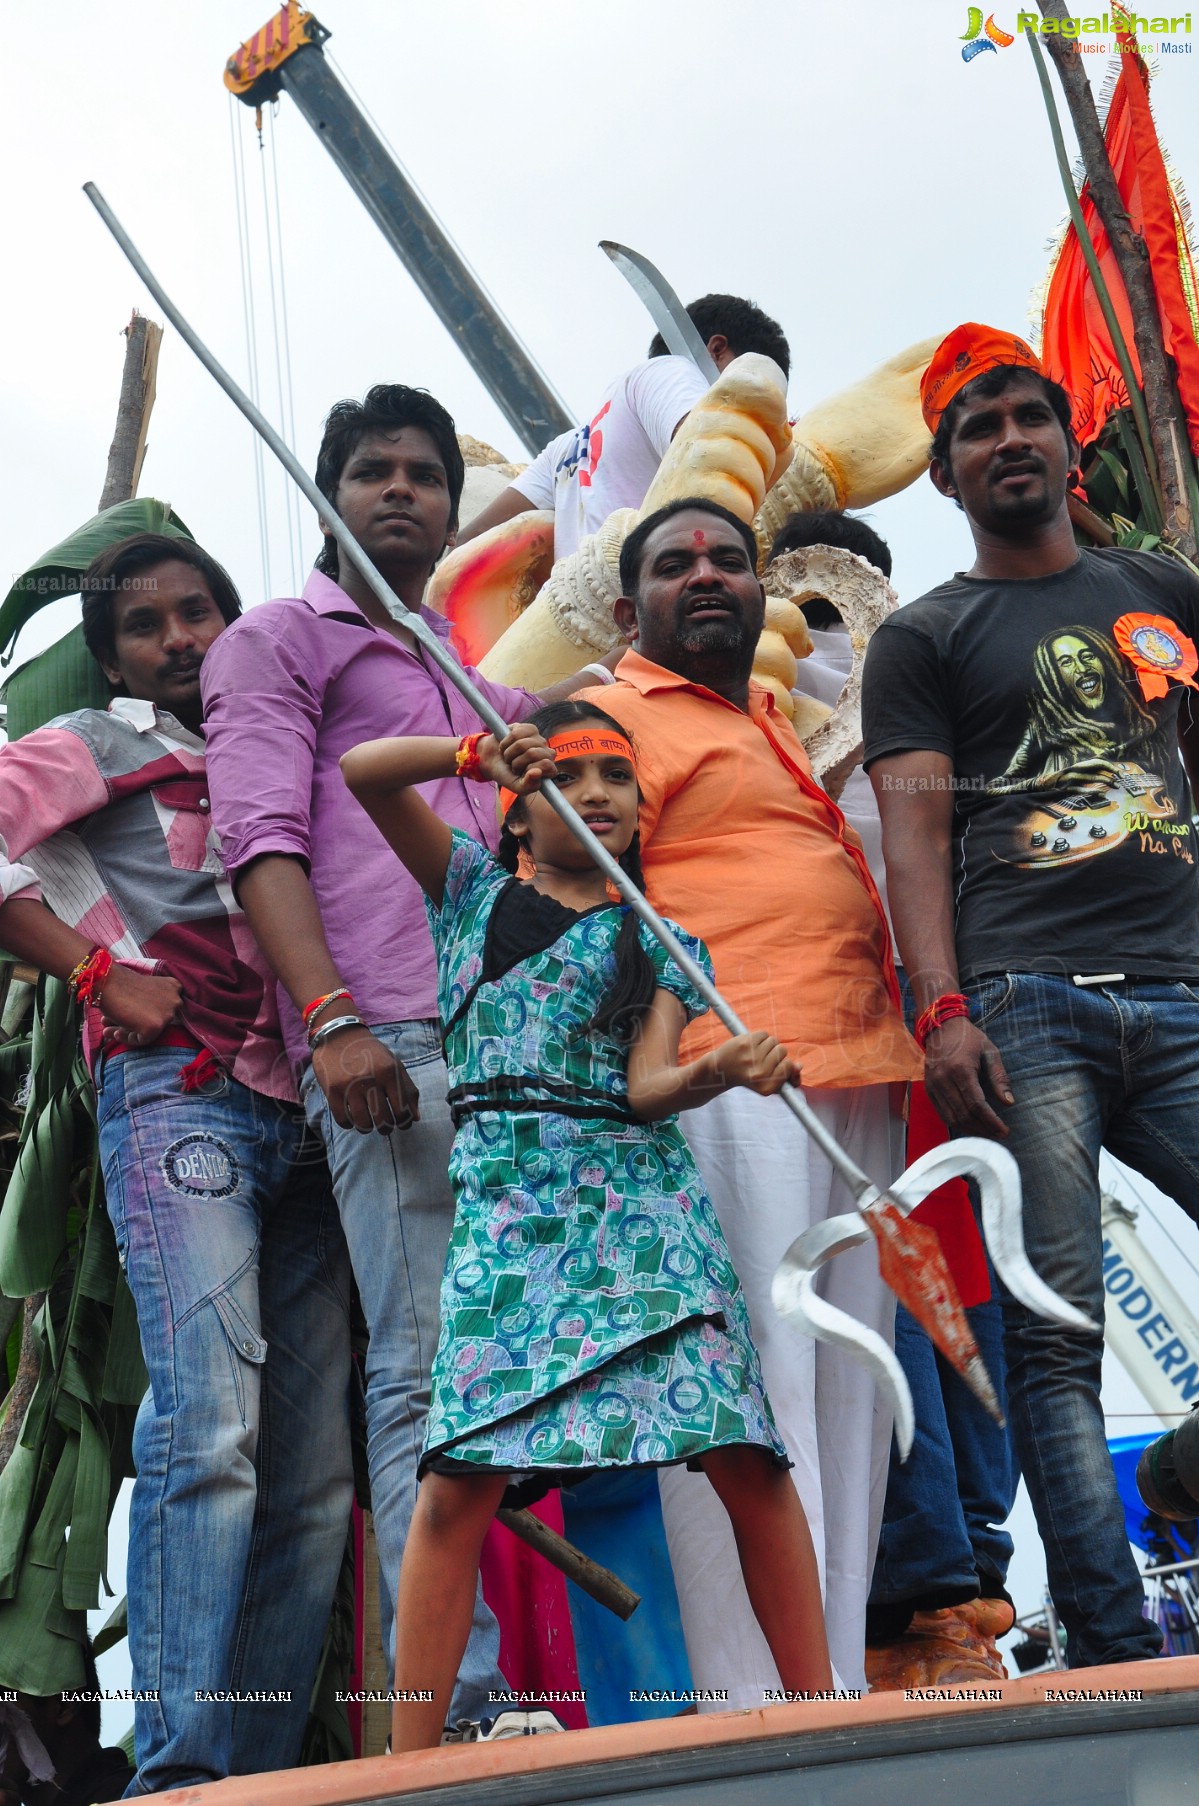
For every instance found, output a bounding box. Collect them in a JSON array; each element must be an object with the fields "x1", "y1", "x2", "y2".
[
  {"x1": 325, "y1": 50, "x2": 534, "y2": 372},
  {"x1": 265, "y1": 107, "x2": 305, "y2": 588},
  {"x1": 228, "y1": 93, "x2": 272, "y2": 600},
  {"x1": 257, "y1": 106, "x2": 301, "y2": 594}
]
